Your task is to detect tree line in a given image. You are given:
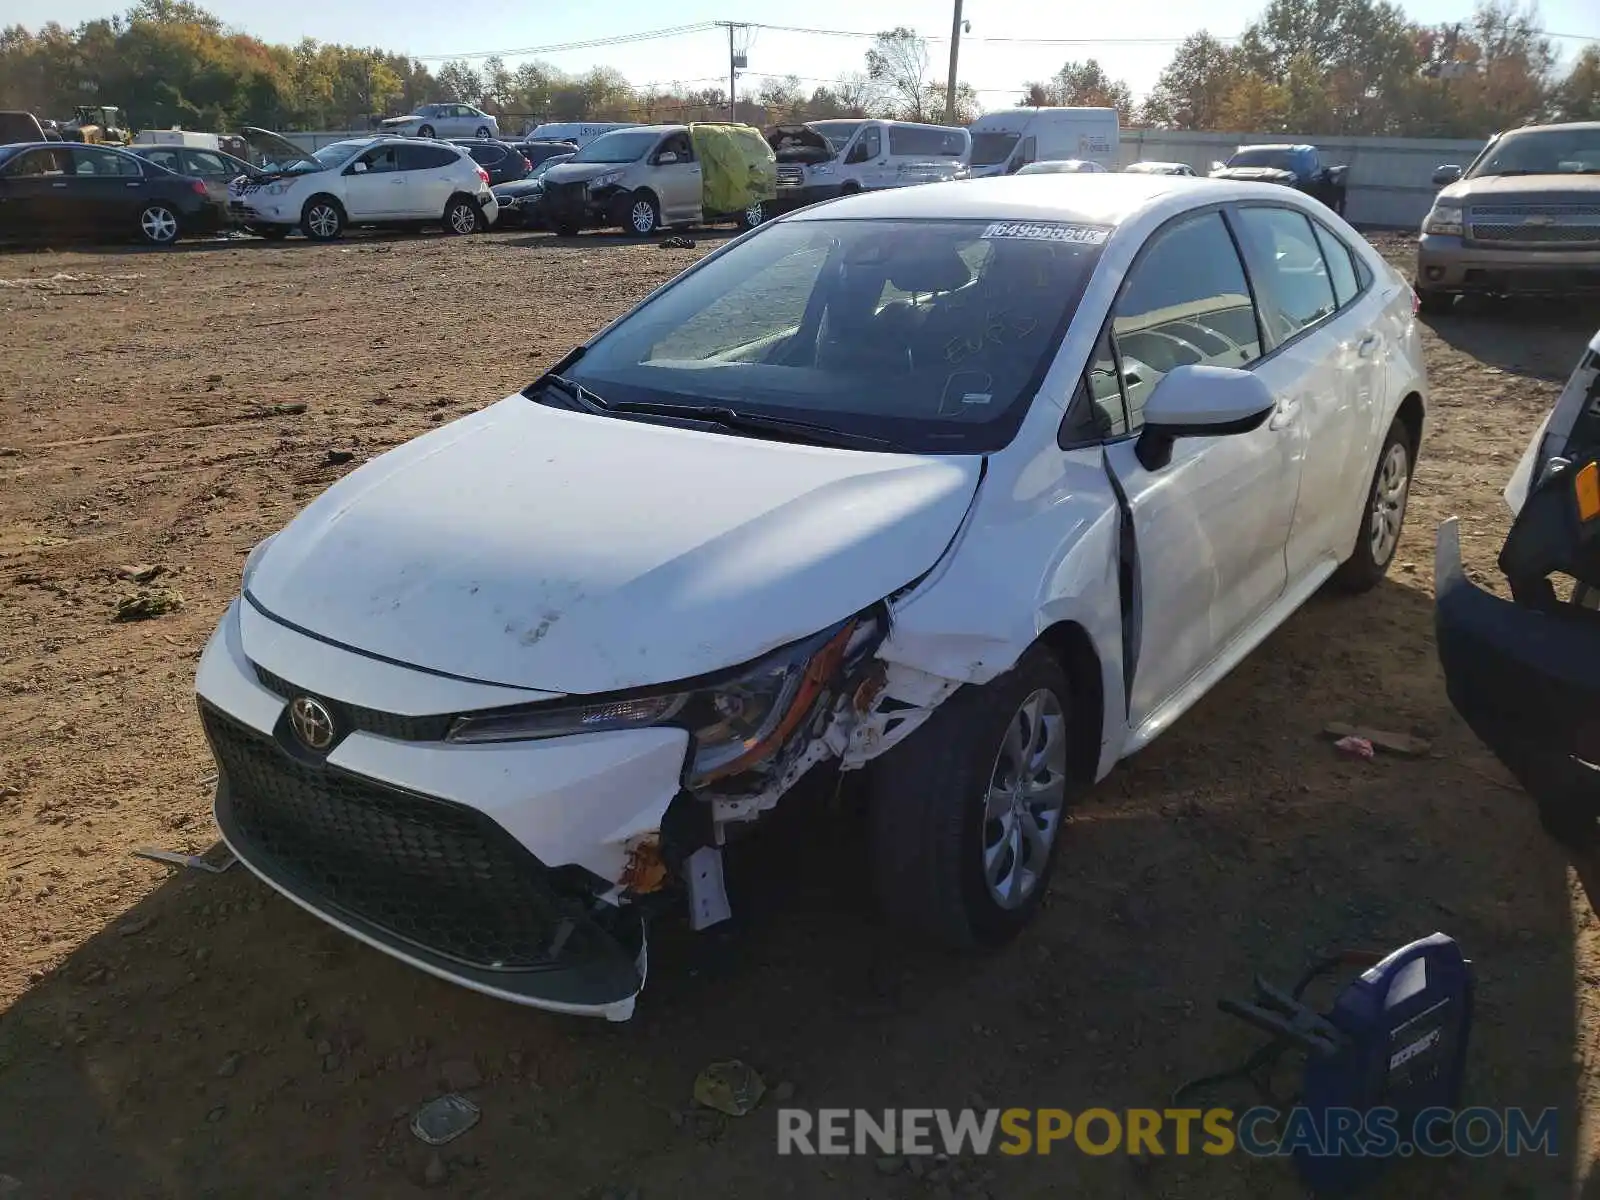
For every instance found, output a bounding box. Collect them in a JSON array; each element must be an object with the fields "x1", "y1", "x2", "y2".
[{"x1": 1, "y1": 0, "x2": 1595, "y2": 138}]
